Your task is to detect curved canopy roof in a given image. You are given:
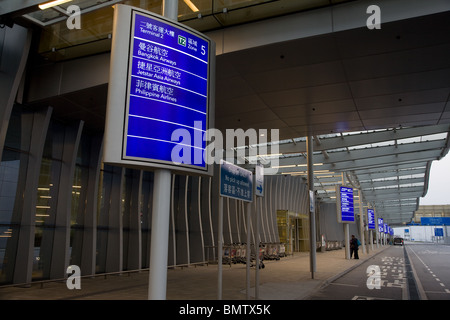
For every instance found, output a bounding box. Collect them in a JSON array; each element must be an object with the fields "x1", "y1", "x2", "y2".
[{"x1": 242, "y1": 124, "x2": 450, "y2": 226}]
